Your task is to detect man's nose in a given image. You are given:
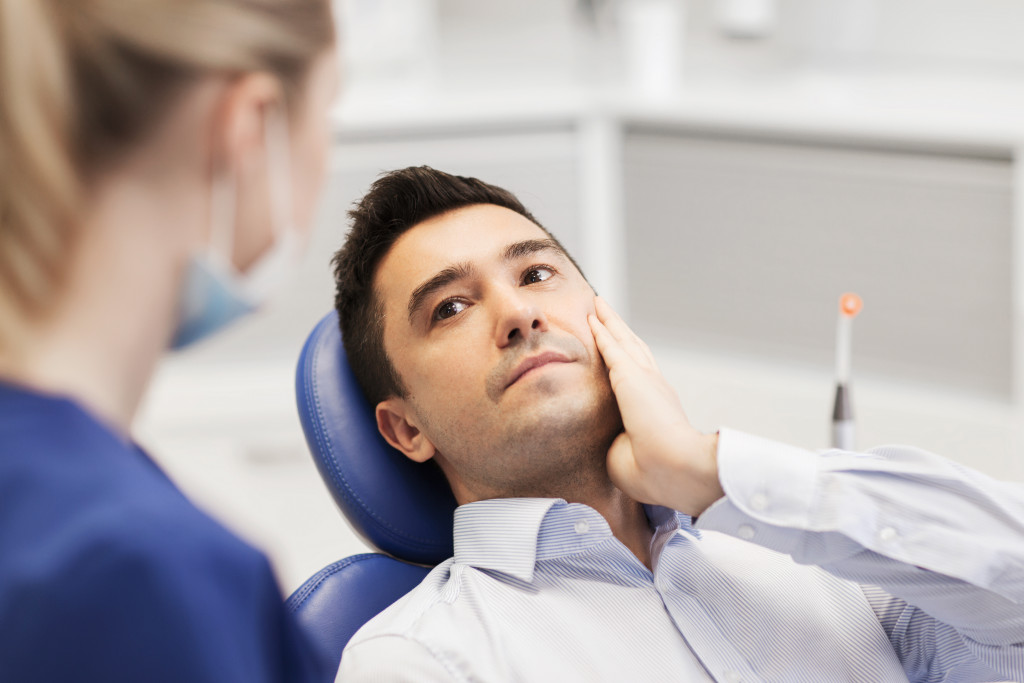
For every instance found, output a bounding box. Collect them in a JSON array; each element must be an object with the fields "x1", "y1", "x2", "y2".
[{"x1": 494, "y1": 291, "x2": 549, "y2": 348}]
